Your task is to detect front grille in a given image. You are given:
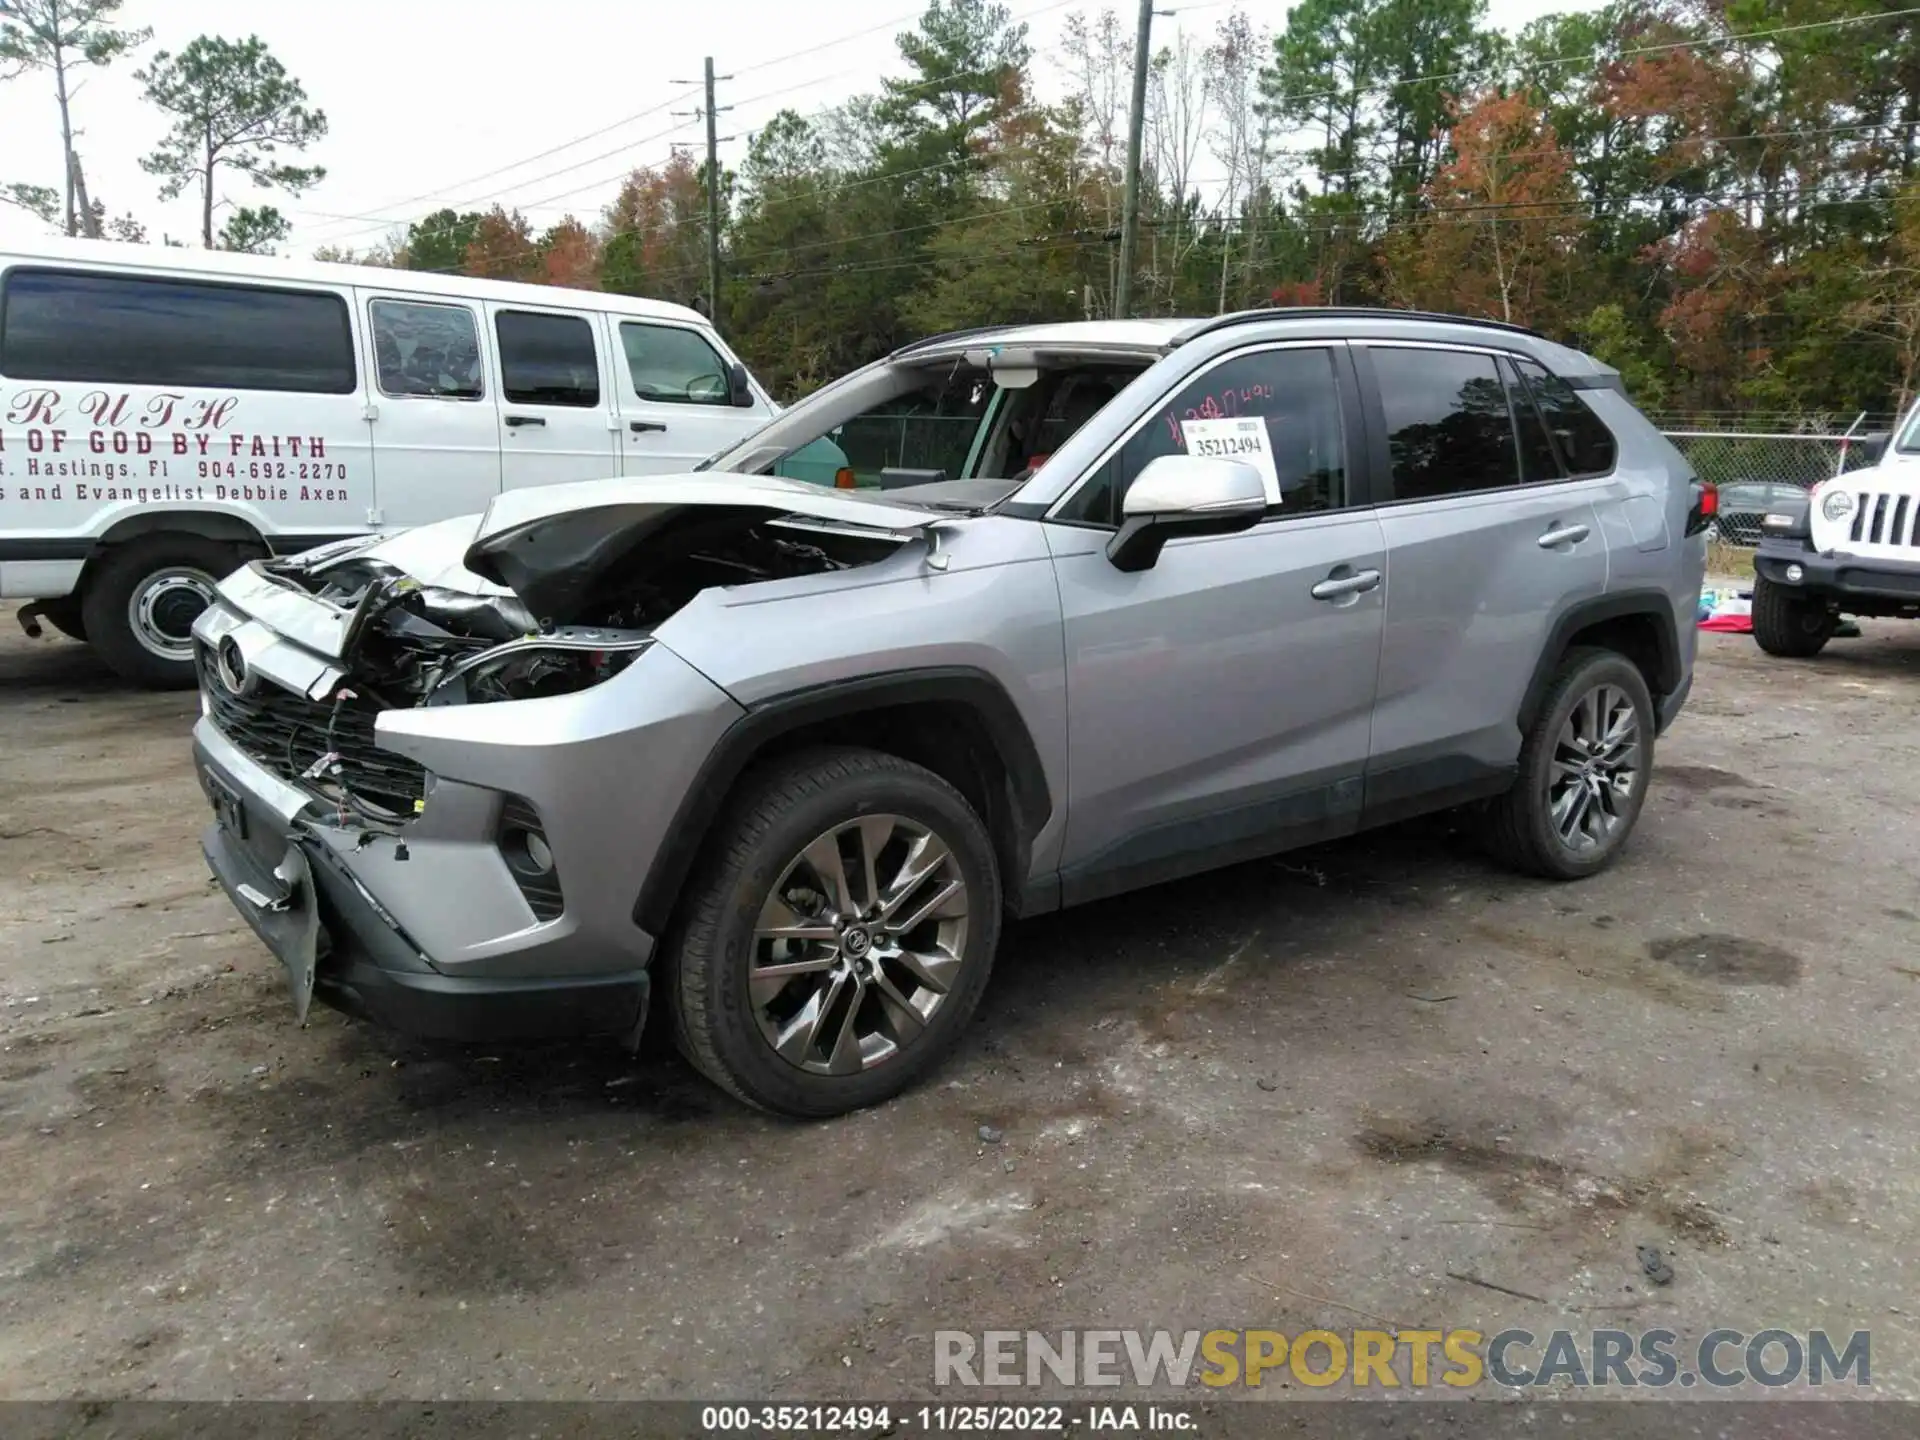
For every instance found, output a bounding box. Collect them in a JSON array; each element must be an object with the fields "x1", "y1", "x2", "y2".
[
  {"x1": 1715, "y1": 508, "x2": 1767, "y2": 546},
  {"x1": 1848, "y1": 491, "x2": 1920, "y2": 550},
  {"x1": 198, "y1": 649, "x2": 427, "y2": 818}
]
